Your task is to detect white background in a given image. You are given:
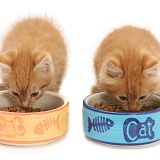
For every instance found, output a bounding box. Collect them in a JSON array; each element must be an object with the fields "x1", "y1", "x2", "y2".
[{"x1": 0, "y1": 0, "x2": 160, "y2": 159}]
